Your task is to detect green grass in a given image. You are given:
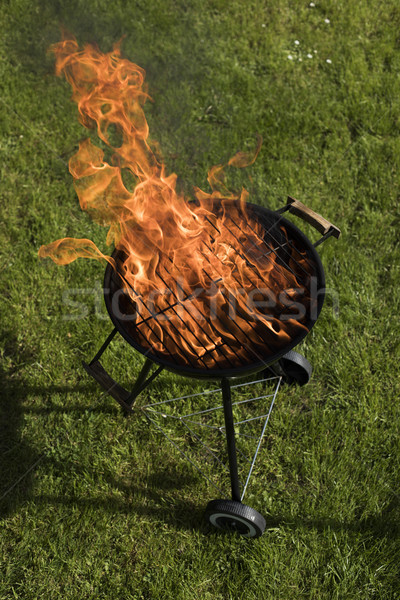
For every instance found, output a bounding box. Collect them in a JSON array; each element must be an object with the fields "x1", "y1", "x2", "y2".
[{"x1": 1, "y1": 0, "x2": 400, "y2": 598}]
